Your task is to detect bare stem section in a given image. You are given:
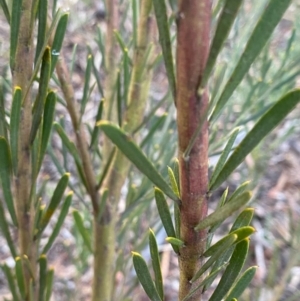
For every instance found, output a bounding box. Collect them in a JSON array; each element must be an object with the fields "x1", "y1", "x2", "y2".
[
  {"x1": 176, "y1": 1, "x2": 211, "y2": 300},
  {"x1": 12, "y1": 0, "x2": 36, "y2": 298}
]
